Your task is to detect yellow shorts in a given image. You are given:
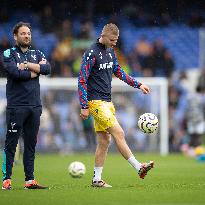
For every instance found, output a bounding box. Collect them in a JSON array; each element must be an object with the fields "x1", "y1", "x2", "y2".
[{"x1": 88, "y1": 100, "x2": 118, "y2": 132}]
